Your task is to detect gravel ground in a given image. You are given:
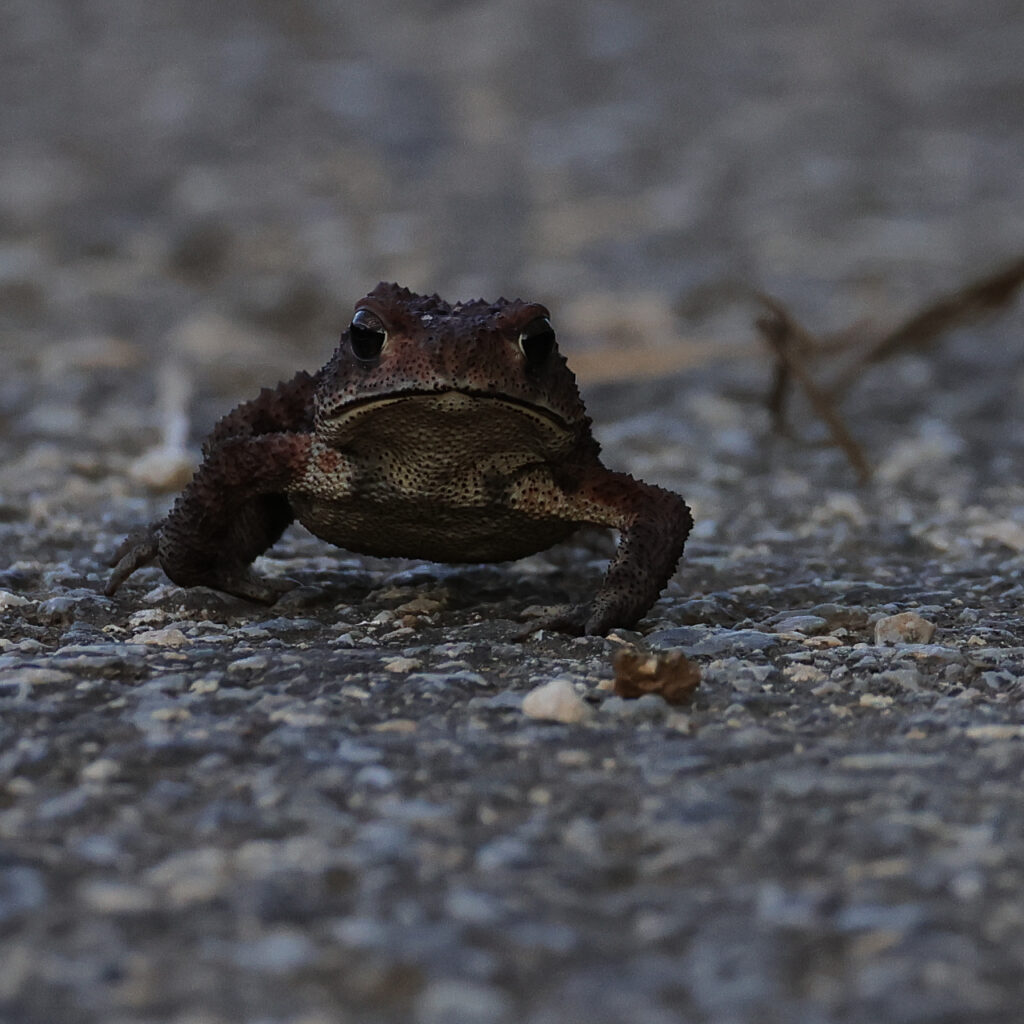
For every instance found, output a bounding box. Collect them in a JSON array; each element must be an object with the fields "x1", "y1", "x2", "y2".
[{"x1": 3, "y1": 3, "x2": 1024, "y2": 1023}]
